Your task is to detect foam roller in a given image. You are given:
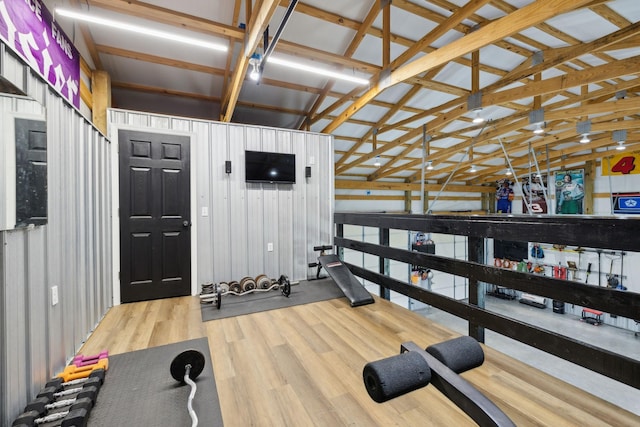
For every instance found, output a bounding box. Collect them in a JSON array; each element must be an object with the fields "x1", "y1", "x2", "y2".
[
  {"x1": 425, "y1": 336, "x2": 484, "y2": 374},
  {"x1": 363, "y1": 351, "x2": 431, "y2": 403}
]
